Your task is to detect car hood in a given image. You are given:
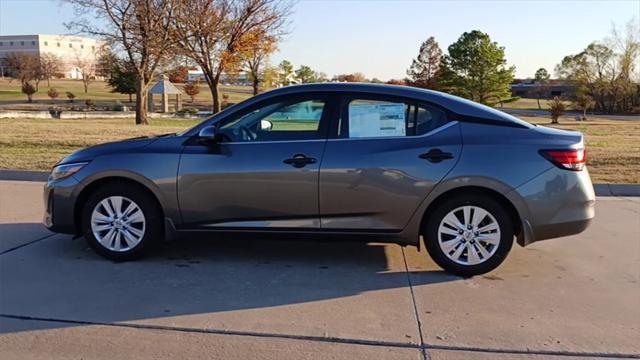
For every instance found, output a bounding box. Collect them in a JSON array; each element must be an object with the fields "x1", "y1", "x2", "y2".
[{"x1": 58, "y1": 136, "x2": 160, "y2": 165}]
